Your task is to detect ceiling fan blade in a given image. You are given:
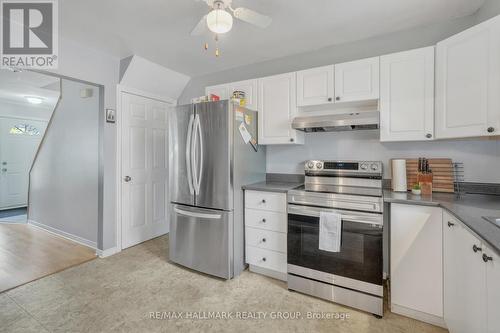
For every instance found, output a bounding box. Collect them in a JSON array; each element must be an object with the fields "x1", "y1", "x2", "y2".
[
  {"x1": 233, "y1": 7, "x2": 272, "y2": 28},
  {"x1": 190, "y1": 15, "x2": 207, "y2": 36}
]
